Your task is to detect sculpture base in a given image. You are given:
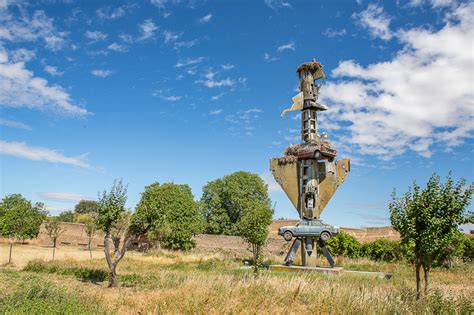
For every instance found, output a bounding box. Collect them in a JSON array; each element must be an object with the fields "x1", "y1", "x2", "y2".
[{"x1": 269, "y1": 264, "x2": 343, "y2": 275}]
